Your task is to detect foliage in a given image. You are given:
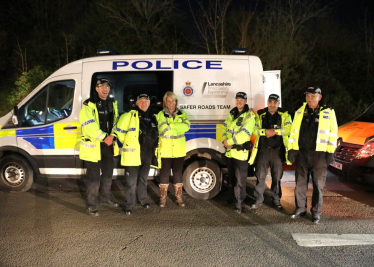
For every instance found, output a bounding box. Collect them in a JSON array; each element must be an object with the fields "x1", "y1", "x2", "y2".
[
  {"x1": 8, "y1": 66, "x2": 51, "y2": 107},
  {"x1": 188, "y1": 0, "x2": 233, "y2": 54},
  {"x1": 96, "y1": 0, "x2": 189, "y2": 54},
  {"x1": 0, "y1": 92, "x2": 12, "y2": 117}
]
